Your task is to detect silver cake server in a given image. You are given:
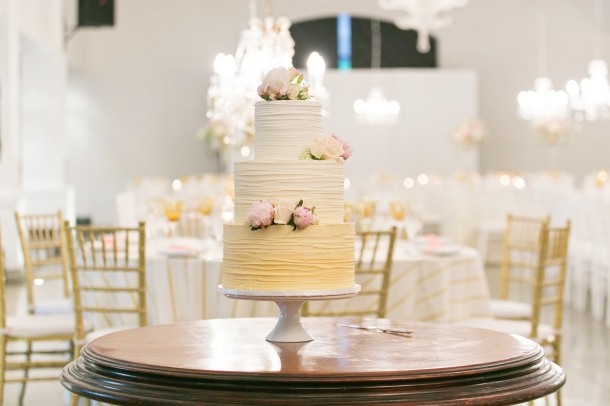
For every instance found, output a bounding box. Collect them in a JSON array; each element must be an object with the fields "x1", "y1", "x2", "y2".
[{"x1": 335, "y1": 323, "x2": 413, "y2": 335}]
